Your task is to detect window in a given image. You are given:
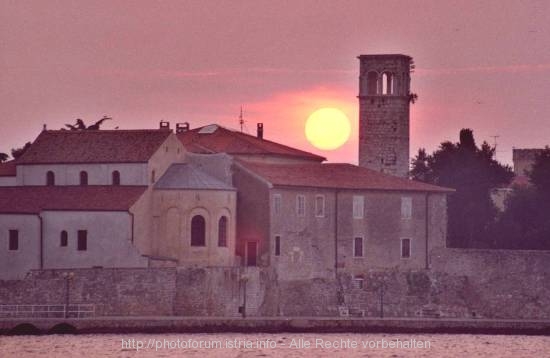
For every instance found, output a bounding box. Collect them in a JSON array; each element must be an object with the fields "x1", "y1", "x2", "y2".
[
  {"x1": 218, "y1": 216, "x2": 228, "y2": 247},
  {"x1": 9, "y1": 230, "x2": 19, "y2": 250},
  {"x1": 273, "y1": 194, "x2": 282, "y2": 215},
  {"x1": 382, "y1": 72, "x2": 393, "y2": 95},
  {"x1": 77, "y1": 230, "x2": 87, "y2": 251},
  {"x1": 401, "y1": 238, "x2": 411, "y2": 258},
  {"x1": 46, "y1": 171, "x2": 55, "y2": 186},
  {"x1": 112, "y1": 171, "x2": 120, "y2": 185},
  {"x1": 367, "y1": 71, "x2": 378, "y2": 95},
  {"x1": 151, "y1": 170, "x2": 156, "y2": 184},
  {"x1": 353, "y1": 237, "x2": 363, "y2": 257},
  {"x1": 352, "y1": 276, "x2": 364, "y2": 289},
  {"x1": 315, "y1": 195, "x2": 325, "y2": 217},
  {"x1": 296, "y1": 195, "x2": 306, "y2": 217},
  {"x1": 60, "y1": 231, "x2": 68, "y2": 247},
  {"x1": 353, "y1": 195, "x2": 364, "y2": 219},
  {"x1": 191, "y1": 215, "x2": 206, "y2": 246},
  {"x1": 79, "y1": 171, "x2": 88, "y2": 186},
  {"x1": 274, "y1": 235, "x2": 281, "y2": 256},
  {"x1": 401, "y1": 197, "x2": 412, "y2": 219}
]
